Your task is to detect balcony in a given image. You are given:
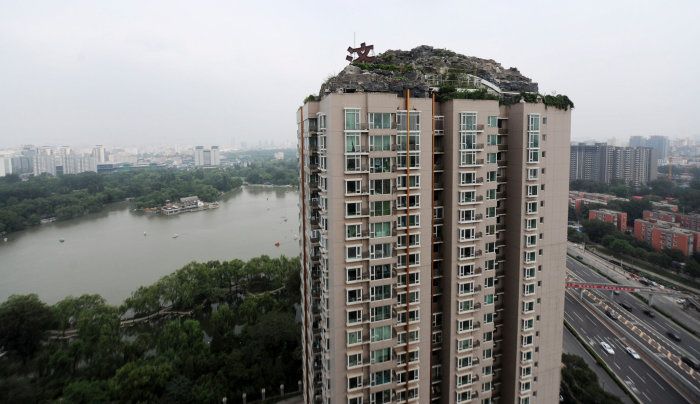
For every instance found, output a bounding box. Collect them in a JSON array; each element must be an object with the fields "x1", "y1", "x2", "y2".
[
  {"x1": 497, "y1": 160, "x2": 507, "y2": 167},
  {"x1": 498, "y1": 128, "x2": 508, "y2": 135}
]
